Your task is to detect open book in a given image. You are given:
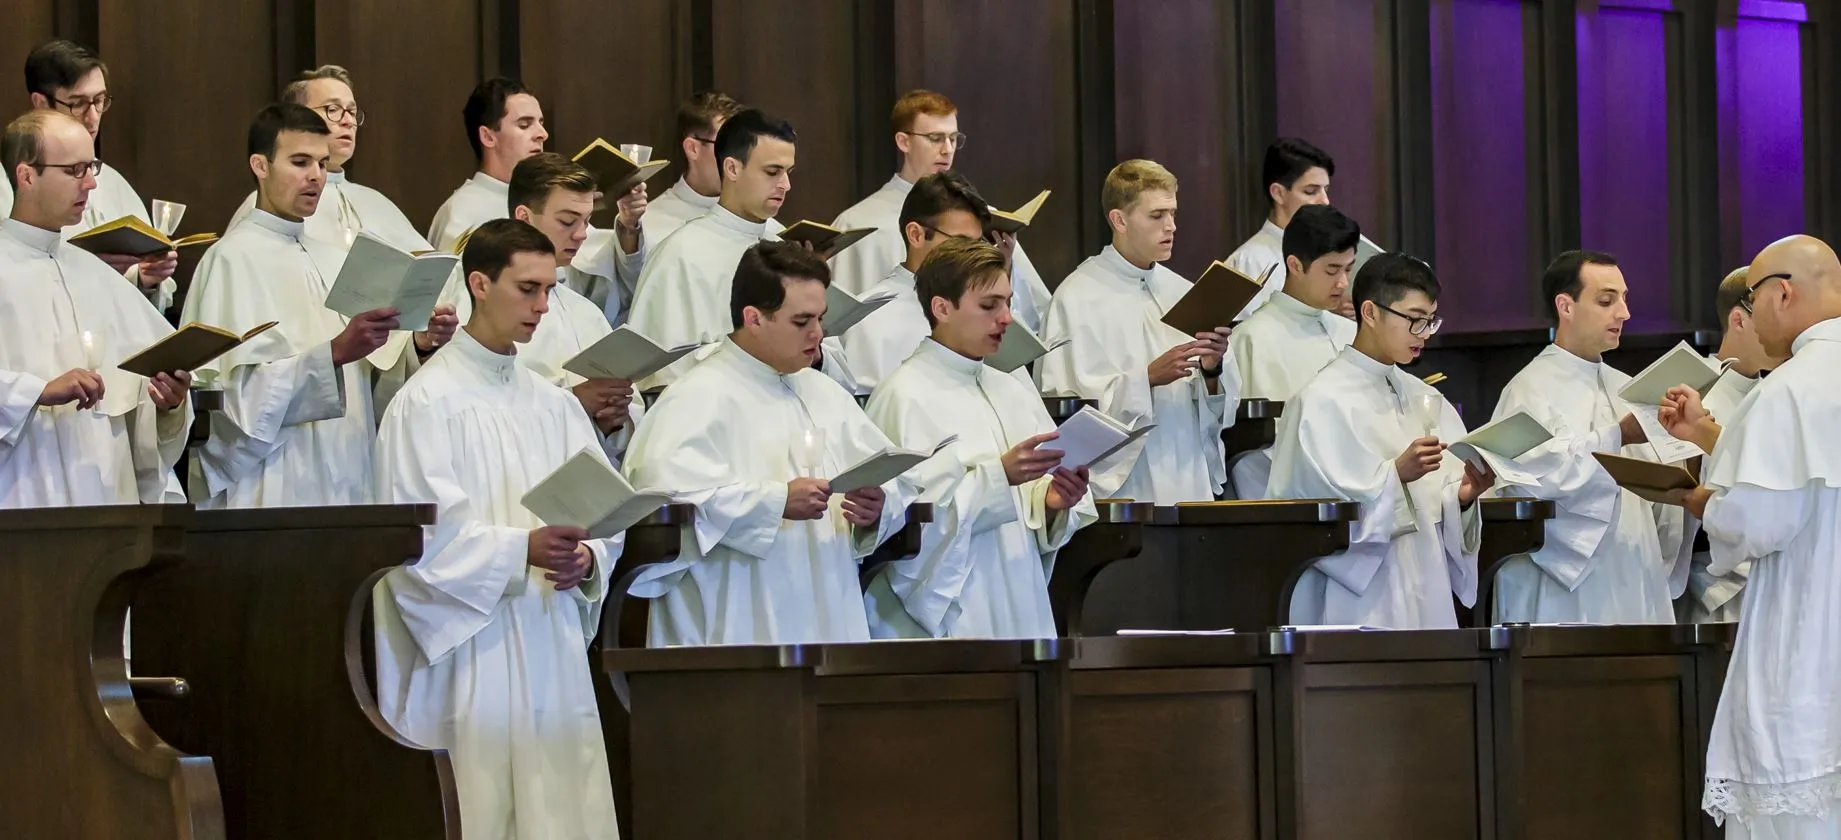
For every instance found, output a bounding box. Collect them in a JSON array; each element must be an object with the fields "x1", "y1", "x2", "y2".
[
  {"x1": 520, "y1": 448, "x2": 675, "y2": 540},
  {"x1": 988, "y1": 190, "x2": 1051, "y2": 234},
  {"x1": 830, "y1": 435, "x2": 958, "y2": 495},
  {"x1": 1350, "y1": 237, "x2": 1384, "y2": 279},
  {"x1": 778, "y1": 220, "x2": 877, "y2": 256},
  {"x1": 68, "y1": 216, "x2": 218, "y2": 257},
  {"x1": 572, "y1": 138, "x2": 671, "y2": 197},
  {"x1": 1056, "y1": 406, "x2": 1157, "y2": 471},
  {"x1": 1619, "y1": 341, "x2": 1731, "y2": 407},
  {"x1": 1445, "y1": 410, "x2": 1552, "y2": 487},
  {"x1": 563, "y1": 326, "x2": 705, "y2": 383},
  {"x1": 323, "y1": 233, "x2": 459, "y2": 331},
  {"x1": 823, "y1": 283, "x2": 900, "y2": 337},
  {"x1": 985, "y1": 321, "x2": 1070, "y2": 373},
  {"x1": 1592, "y1": 452, "x2": 1698, "y2": 504},
  {"x1": 117, "y1": 321, "x2": 279, "y2": 377},
  {"x1": 1161, "y1": 260, "x2": 1268, "y2": 336}
]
